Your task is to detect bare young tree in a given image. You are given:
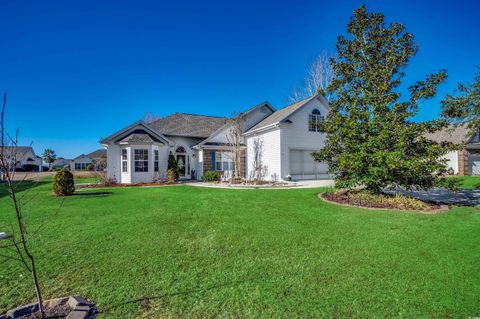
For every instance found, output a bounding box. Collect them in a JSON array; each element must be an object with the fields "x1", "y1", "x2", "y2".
[
  {"x1": 0, "y1": 92, "x2": 60, "y2": 318},
  {"x1": 225, "y1": 112, "x2": 245, "y2": 183},
  {"x1": 290, "y1": 51, "x2": 336, "y2": 102},
  {"x1": 249, "y1": 138, "x2": 268, "y2": 184},
  {"x1": 143, "y1": 112, "x2": 160, "y2": 124}
]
